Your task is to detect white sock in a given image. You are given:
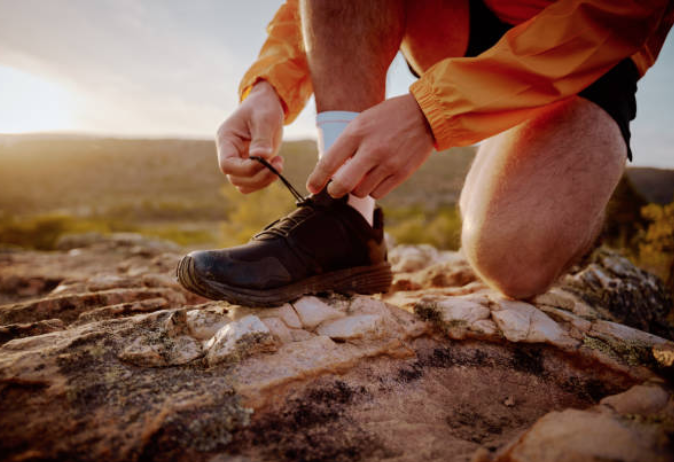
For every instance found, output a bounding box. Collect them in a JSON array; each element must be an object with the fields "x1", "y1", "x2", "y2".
[{"x1": 316, "y1": 111, "x2": 375, "y2": 226}]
